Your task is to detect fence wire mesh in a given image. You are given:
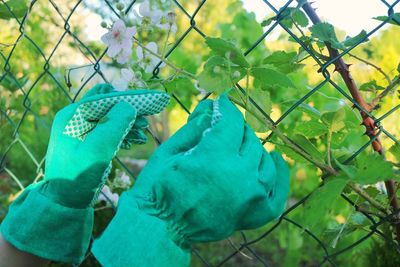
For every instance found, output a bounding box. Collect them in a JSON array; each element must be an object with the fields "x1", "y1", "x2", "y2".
[{"x1": 1, "y1": 0, "x2": 400, "y2": 266}]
